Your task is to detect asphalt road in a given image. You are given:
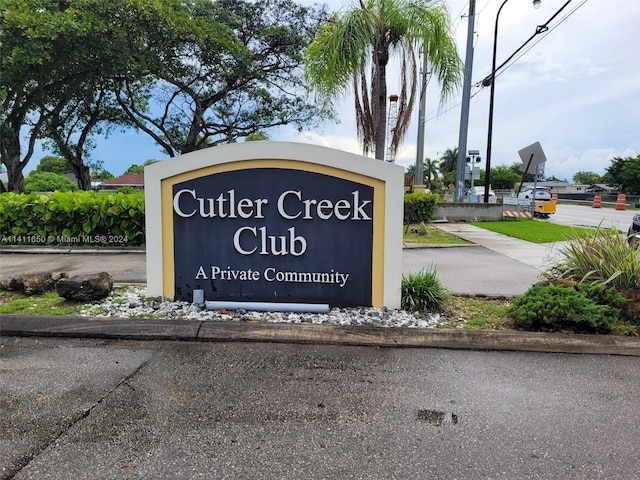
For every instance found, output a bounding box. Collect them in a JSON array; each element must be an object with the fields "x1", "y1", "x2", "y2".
[
  {"x1": 2, "y1": 337, "x2": 640, "y2": 479},
  {"x1": 548, "y1": 202, "x2": 636, "y2": 230}
]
